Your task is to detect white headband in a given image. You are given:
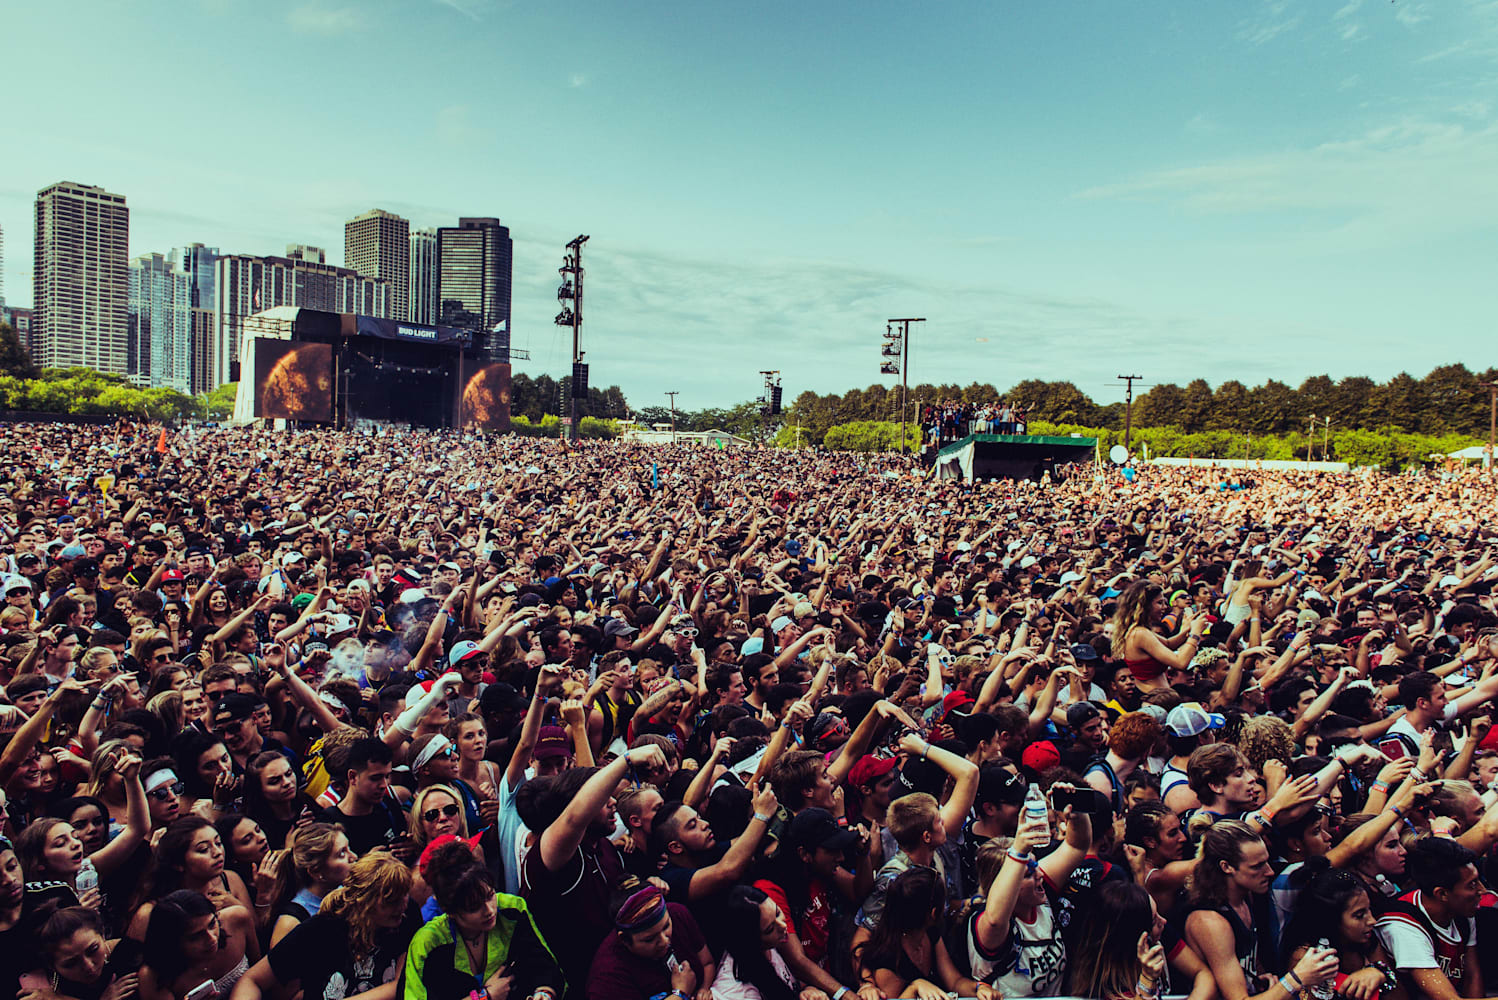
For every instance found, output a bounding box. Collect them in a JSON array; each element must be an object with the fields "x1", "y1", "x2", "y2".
[
  {"x1": 144, "y1": 769, "x2": 179, "y2": 793},
  {"x1": 412, "y1": 734, "x2": 453, "y2": 773}
]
